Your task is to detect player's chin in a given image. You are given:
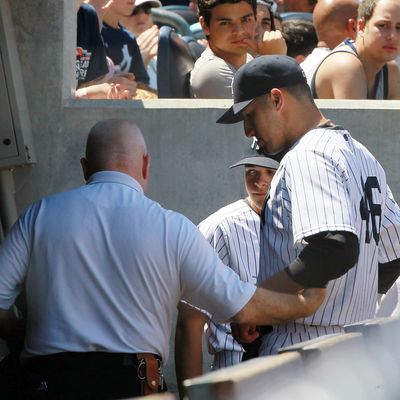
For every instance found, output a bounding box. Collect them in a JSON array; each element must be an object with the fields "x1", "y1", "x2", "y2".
[{"x1": 230, "y1": 43, "x2": 251, "y2": 52}]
